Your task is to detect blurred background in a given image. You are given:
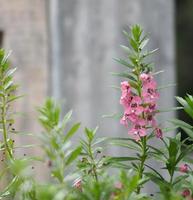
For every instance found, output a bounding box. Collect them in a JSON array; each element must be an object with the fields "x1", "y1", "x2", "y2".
[{"x1": 0, "y1": 0, "x2": 191, "y2": 187}]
